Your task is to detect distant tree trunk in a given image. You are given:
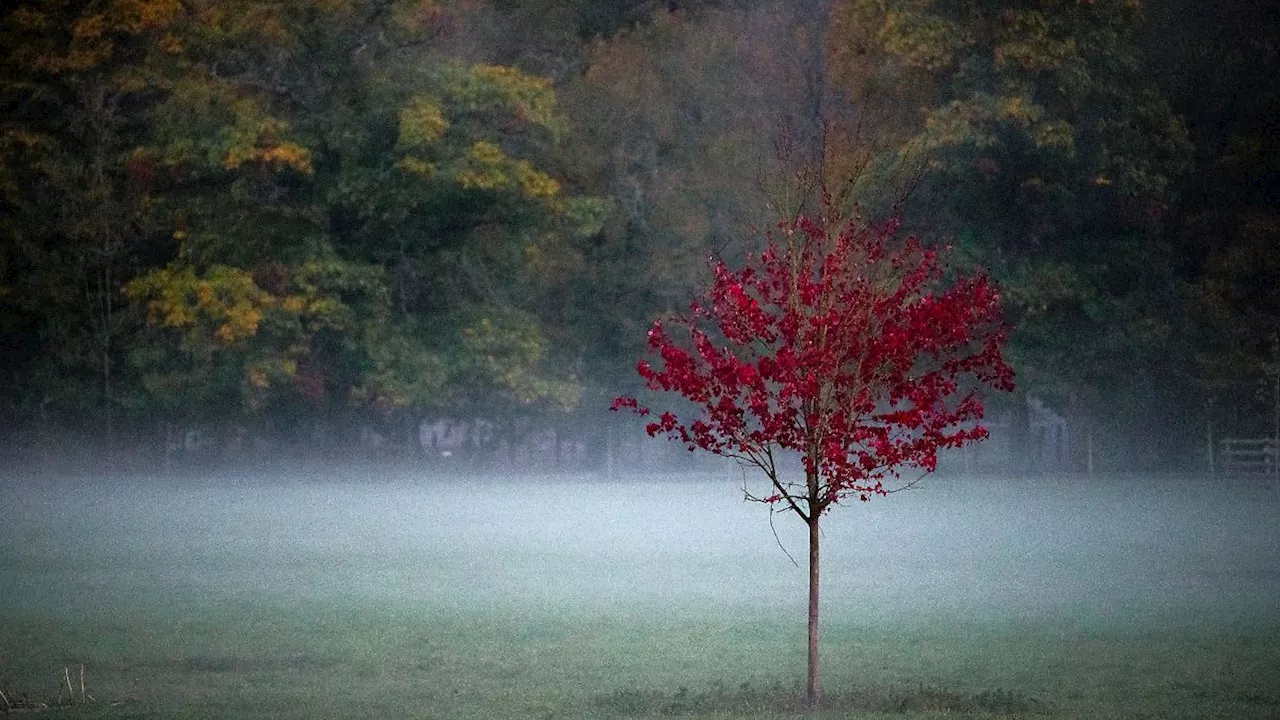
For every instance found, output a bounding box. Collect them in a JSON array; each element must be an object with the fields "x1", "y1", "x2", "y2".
[
  {"x1": 604, "y1": 423, "x2": 616, "y2": 480},
  {"x1": 553, "y1": 423, "x2": 563, "y2": 467},
  {"x1": 161, "y1": 420, "x2": 173, "y2": 474},
  {"x1": 807, "y1": 514, "x2": 822, "y2": 709}
]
